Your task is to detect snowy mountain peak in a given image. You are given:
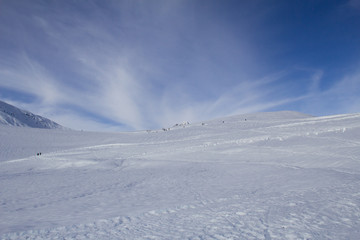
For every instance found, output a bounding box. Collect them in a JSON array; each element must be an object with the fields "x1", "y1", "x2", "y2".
[{"x1": 0, "y1": 100, "x2": 65, "y2": 129}]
